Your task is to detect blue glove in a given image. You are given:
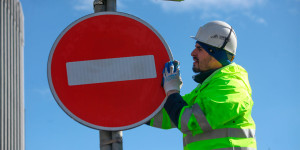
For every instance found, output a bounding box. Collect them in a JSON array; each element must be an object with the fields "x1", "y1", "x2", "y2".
[{"x1": 162, "y1": 60, "x2": 182, "y2": 94}]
